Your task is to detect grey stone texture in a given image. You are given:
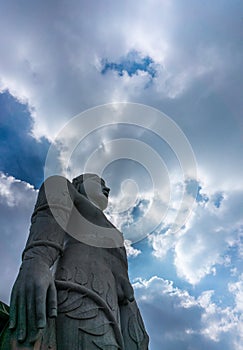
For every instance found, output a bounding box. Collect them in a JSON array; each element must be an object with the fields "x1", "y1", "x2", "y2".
[{"x1": 8, "y1": 174, "x2": 149, "y2": 349}]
